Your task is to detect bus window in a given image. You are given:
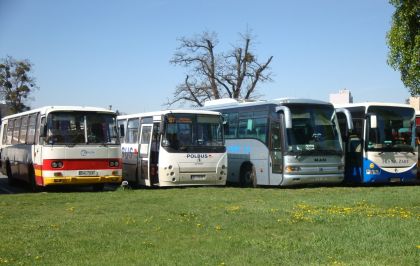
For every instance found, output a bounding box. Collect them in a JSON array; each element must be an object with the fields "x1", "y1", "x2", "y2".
[
  {"x1": 224, "y1": 112, "x2": 238, "y2": 139},
  {"x1": 2, "y1": 123, "x2": 7, "y2": 145},
  {"x1": 127, "y1": 118, "x2": 139, "y2": 143},
  {"x1": 19, "y1": 116, "x2": 29, "y2": 144},
  {"x1": 27, "y1": 114, "x2": 37, "y2": 144},
  {"x1": 270, "y1": 120, "x2": 282, "y2": 173},
  {"x1": 12, "y1": 118, "x2": 21, "y2": 144},
  {"x1": 117, "y1": 119, "x2": 126, "y2": 143},
  {"x1": 6, "y1": 120, "x2": 13, "y2": 145},
  {"x1": 238, "y1": 117, "x2": 268, "y2": 143},
  {"x1": 35, "y1": 116, "x2": 43, "y2": 145}
]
